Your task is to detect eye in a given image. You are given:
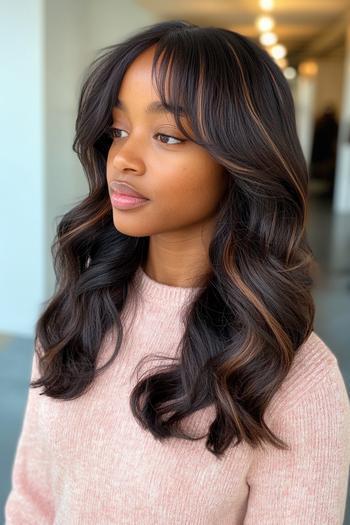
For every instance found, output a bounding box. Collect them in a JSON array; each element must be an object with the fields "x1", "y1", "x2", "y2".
[
  {"x1": 108, "y1": 127, "x2": 128, "y2": 140},
  {"x1": 107, "y1": 127, "x2": 185, "y2": 145},
  {"x1": 156, "y1": 133, "x2": 184, "y2": 145}
]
